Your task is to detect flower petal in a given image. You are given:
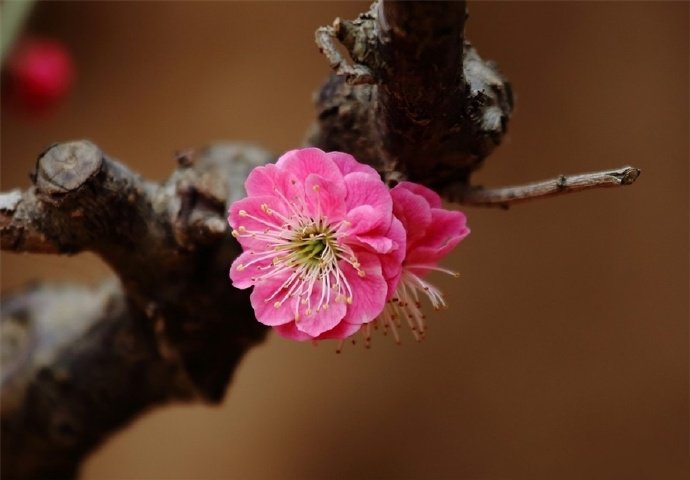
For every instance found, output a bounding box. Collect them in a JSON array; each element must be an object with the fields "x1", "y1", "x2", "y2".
[
  {"x1": 406, "y1": 209, "x2": 470, "y2": 266},
  {"x1": 317, "y1": 320, "x2": 362, "y2": 340},
  {"x1": 303, "y1": 173, "x2": 347, "y2": 221},
  {"x1": 379, "y1": 216, "x2": 406, "y2": 298},
  {"x1": 342, "y1": 205, "x2": 388, "y2": 238},
  {"x1": 328, "y1": 151, "x2": 379, "y2": 178},
  {"x1": 276, "y1": 148, "x2": 344, "y2": 187},
  {"x1": 396, "y1": 181, "x2": 442, "y2": 208},
  {"x1": 274, "y1": 321, "x2": 313, "y2": 341},
  {"x1": 250, "y1": 275, "x2": 297, "y2": 326},
  {"x1": 344, "y1": 172, "x2": 393, "y2": 215},
  {"x1": 245, "y1": 163, "x2": 281, "y2": 197},
  {"x1": 340, "y1": 251, "x2": 388, "y2": 325},
  {"x1": 228, "y1": 195, "x2": 291, "y2": 250},
  {"x1": 391, "y1": 185, "x2": 432, "y2": 246},
  {"x1": 229, "y1": 251, "x2": 263, "y2": 289},
  {"x1": 294, "y1": 285, "x2": 348, "y2": 337}
]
